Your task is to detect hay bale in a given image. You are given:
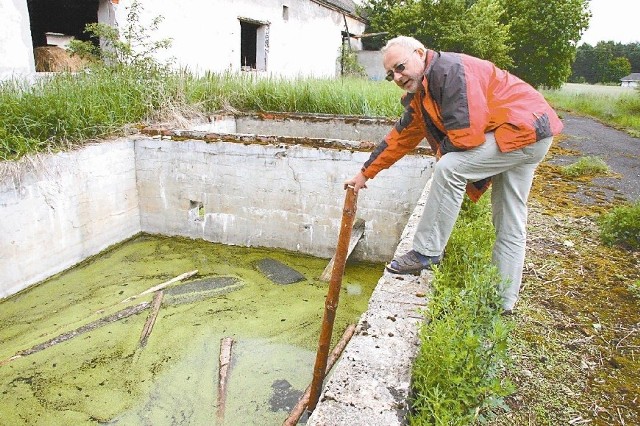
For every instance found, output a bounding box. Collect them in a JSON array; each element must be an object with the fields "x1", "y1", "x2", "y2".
[{"x1": 34, "y1": 46, "x2": 88, "y2": 72}]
